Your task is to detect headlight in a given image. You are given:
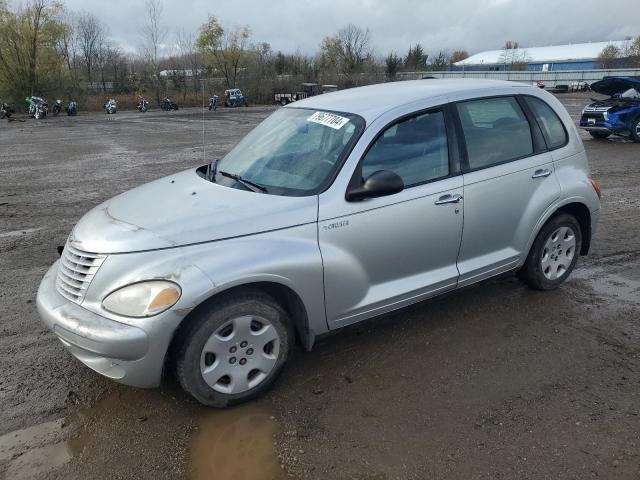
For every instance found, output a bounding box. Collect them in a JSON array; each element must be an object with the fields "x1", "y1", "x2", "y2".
[{"x1": 102, "y1": 280, "x2": 181, "y2": 317}]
